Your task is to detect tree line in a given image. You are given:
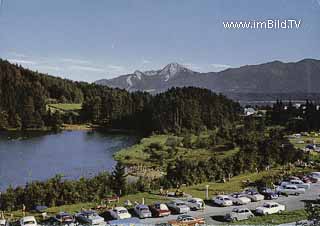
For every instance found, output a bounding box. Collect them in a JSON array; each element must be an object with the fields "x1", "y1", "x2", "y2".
[{"x1": 0, "y1": 59, "x2": 241, "y2": 134}]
